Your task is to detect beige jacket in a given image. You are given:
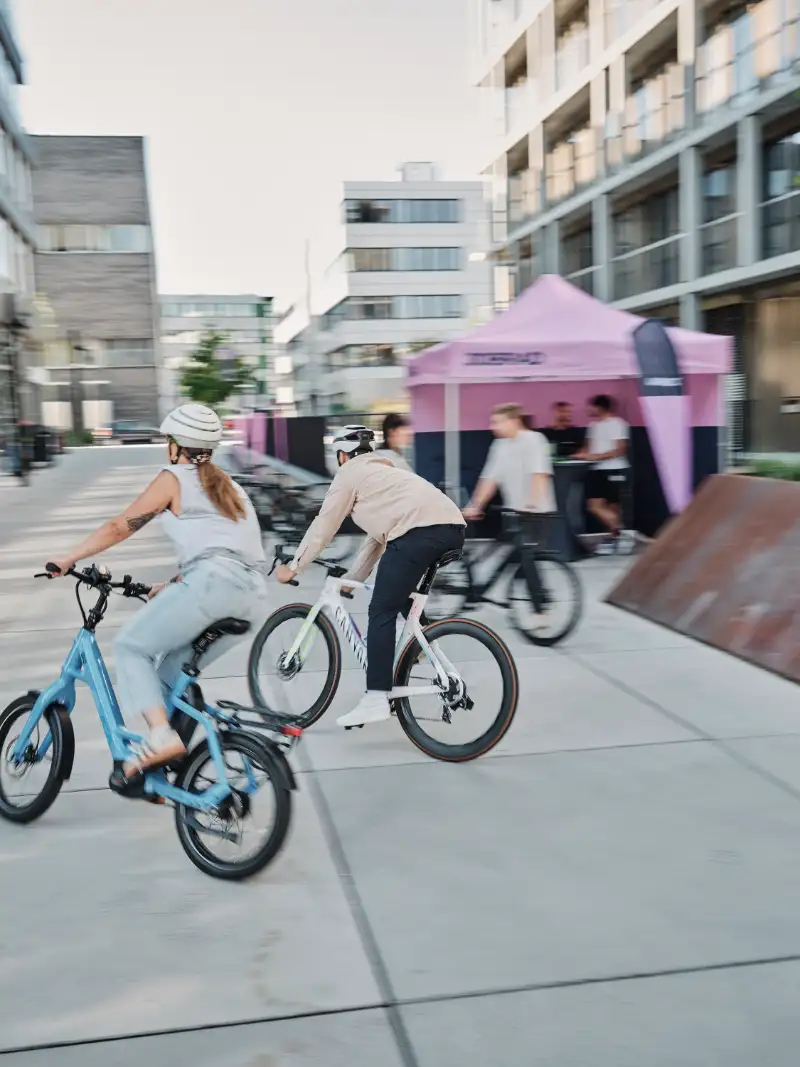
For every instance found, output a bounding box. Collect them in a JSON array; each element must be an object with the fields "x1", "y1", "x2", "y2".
[{"x1": 290, "y1": 453, "x2": 465, "y2": 582}]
